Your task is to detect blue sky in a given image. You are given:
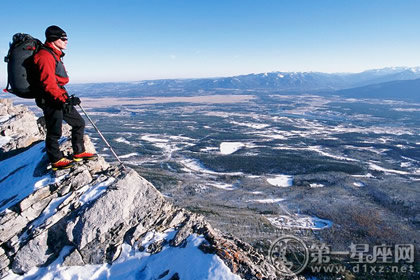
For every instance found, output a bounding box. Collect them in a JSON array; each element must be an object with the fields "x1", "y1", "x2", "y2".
[{"x1": 1, "y1": 0, "x2": 419, "y2": 84}]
